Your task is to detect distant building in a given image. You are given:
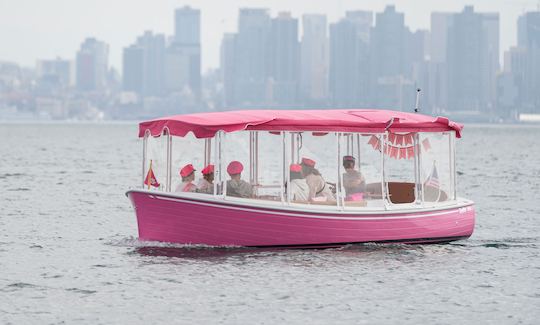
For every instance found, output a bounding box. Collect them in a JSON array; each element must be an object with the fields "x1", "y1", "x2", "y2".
[
  {"x1": 76, "y1": 38, "x2": 109, "y2": 92},
  {"x1": 370, "y1": 6, "x2": 416, "y2": 110},
  {"x1": 175, "y1": 6, "x2": 200, "y2": 46},
  {"x1": 228, "y1": 8, "x2": 272, "y2": 107},
  {"x1": 36, "y1": 58, "x2": 71, "y2": 88},
  {"x1": 517, "y1": 11, "x2": 540, "y2": 113},
  {"x1": 123, "y1": 31, "x2": 165, "y2": 97},
  {"x1": 300, "y1": 14, "x2": 328, "y2": 104},
  {"x1": 167, "y1": 6, "x2": 201, "y2": 98},
  {"x1": 329, "y1": 11, "x2": 372, "y2": 107},
  {"x1": 269, "y1": 12, "x2": 300, "y2": 106},
  {"x1": 429, "y1": 12, "x2": 452, "y2": 113},
  {"x1": 446, "y1": 6, "x2": 499, "y2": 114},
  {"x1": 220, "y1": 33, "x2": 237, "y2": 107}
]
